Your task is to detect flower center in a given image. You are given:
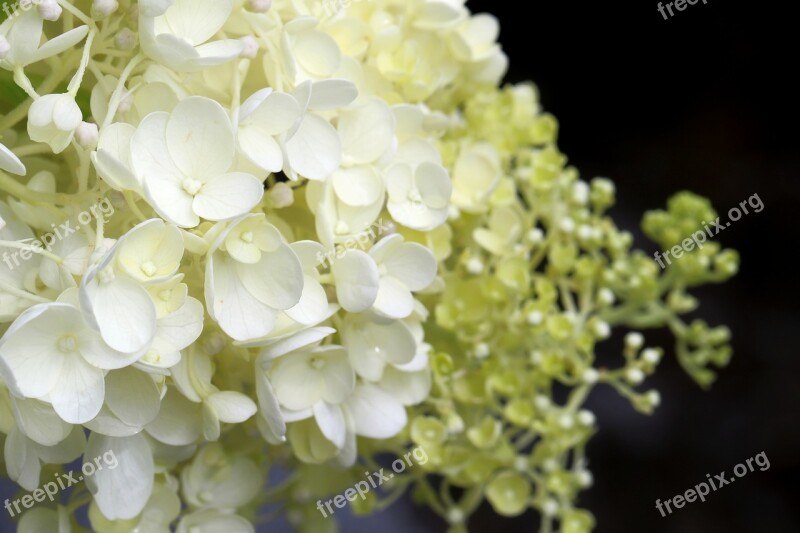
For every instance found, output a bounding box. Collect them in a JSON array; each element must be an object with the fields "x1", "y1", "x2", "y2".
[
  {"x1": 407, "y1": 188, "x2": 423, "y2": 203},
  {"x1": 141, "y1": 261, "x2": 158, "y2": 277},
  {"x1": 309, "y1": 357, "x2": 326, "y2": 370},
  {"x1": 182, "y1": 178, "x2": 203, "y2": 196},
  {"x1": 158, "y1": 289, "x2": 173, "y2": 302},
  {"x1": 57, "y1": 335, "x2": 78, "y2": 353},
  {"x1": 241, "y1": 231, "x2": 254, "y2": 244},
  {"x1": 97, "y1": 266, "x2": 115, "y2": 284}
]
